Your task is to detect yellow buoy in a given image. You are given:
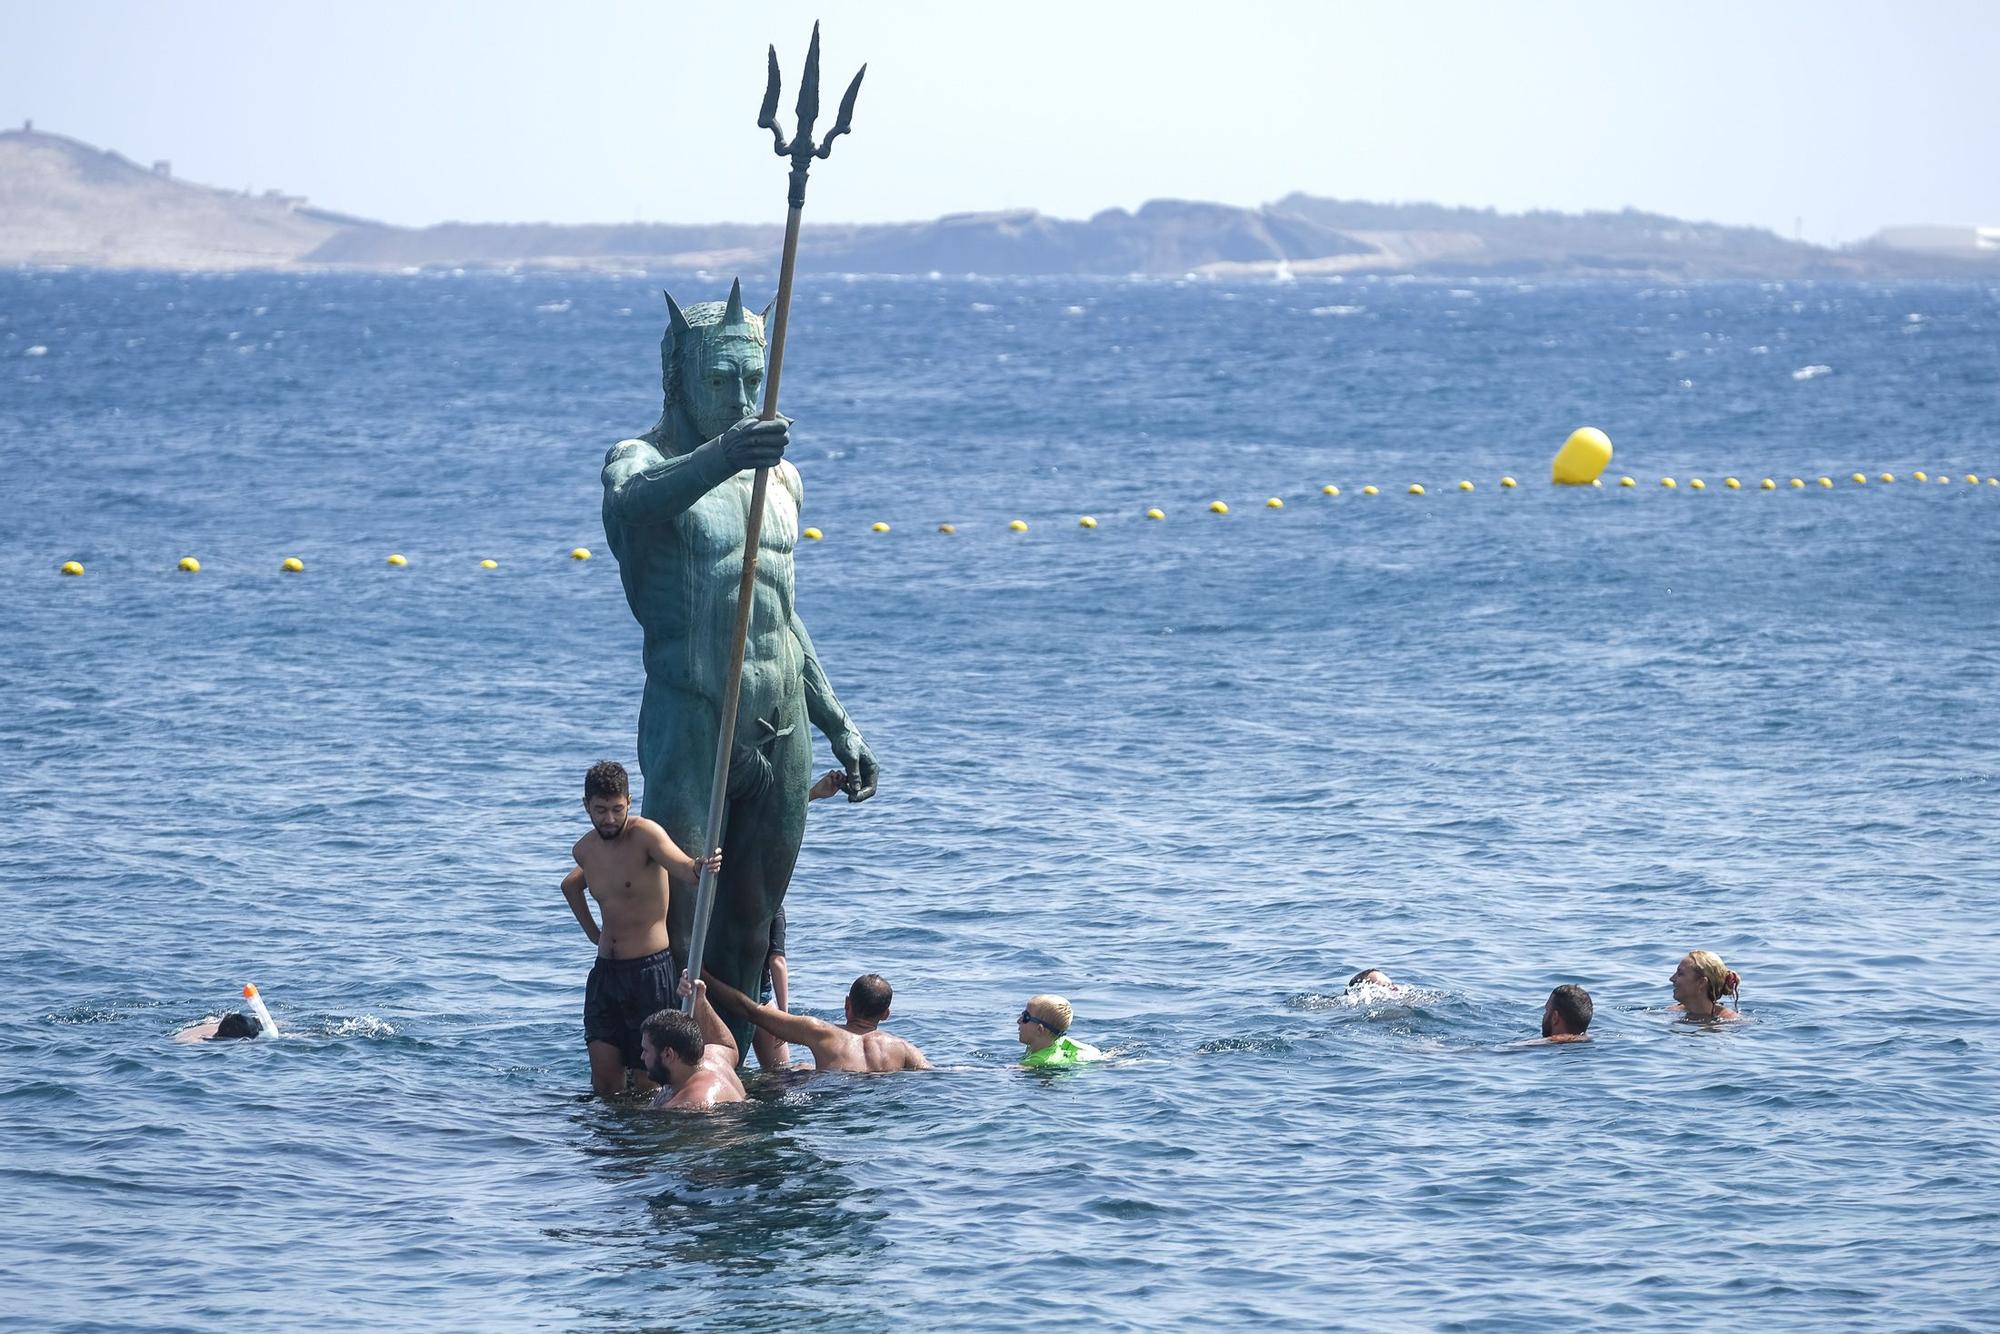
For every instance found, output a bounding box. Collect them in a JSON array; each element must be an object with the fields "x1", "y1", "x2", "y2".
[
  {"x1": 1880, "y1": 473, "x2": 1895, "y2": 483},
  {"x1": 1759, "y1": 478, "x2": 1775, "y2": 490},
  {"x1": 59, "y1": 560, "x2": 84, "y2": 576},
  {"x1": 1724, "y1": 477, "x2": 1741, "y2": 490},
  {"x1": 1850, "y1": 473, "x2": 1866, "y2": 485},
  {"x1": 1500, "y1": 476, "x2": 1517, "y2": 489},
  {"x1": 1966, "y1": 474, "x2": 1980, "y2": 484},
  {"x1": 480, "y1": 559, "x2": 498, "y2": 569},
  {"x1": 281, "y1": 557, "x2": 304, "y2": 572},
  {"x1": 1408, "y1": 484, "x2": 1426, "y2": 495},
  {"x1": 570, "y1": 547, "x2": 591, "y2": 561},
  {"x1": 386, "y1": 553, "x2": 408, "y2": 567},
  {"x1": 804, "y1": 527, "x2": 824, "y2": 541},
  {"x1": 1078, "y1": 516, "x2": 1097, "y2": 529},
  {"x1": 1458, "y1": 480, "x2": 1474, "y2": 492},
  {"x1": 937, "y1": 523, "x2": 956, "y2": 535},
  {"x1": 177, "y1": 556, "x2": 201, "y2": 572},
  {"x1": 1661, "y1": 477, "x2": 1677, "y2": 489},
  {"x1": 1552, "y1": 426, "x2": 1613, "y2": 485},
  {"x1": 1789, "y1": 478, "x2": 1804, "y2": 488},
  {"x1": 1817, "y1": 477, "x2": 1833, "y2": 488},
  {"x1": 1690, "y1": 478, "x2": 1707, "y2": 491},
  {"x1": 870, "y1": 522, "x2": 890, "y2": 533},
  {"x1": 1009, "y1": 519, "x2": 1029, "y2": 532},
  {"x1": 1265, "y1": 497, "x2": 1283, "y2": 509},
  {"x1": 1145, "y1": 508, "x2": 1166, "y2": 521},
  {"x1": 1914, "y1": 471, "x2": 1929, "y2": 482},
  {"x1": 1618, "y1": 476, "x2": 1635, "y2": 488},
  {"x1": 1321, "y1": 484, "x2": 1340, "y2": 496},
  {"x1": 1362, "y1": 485, "x2": 1380, "y2": 496},
  {"x1": 1938, "y1": 475, "x2": 1953, "y2": 484},
  {"x1": 1209, "y1": 500, "x2": 1229, "y2": 514}
]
